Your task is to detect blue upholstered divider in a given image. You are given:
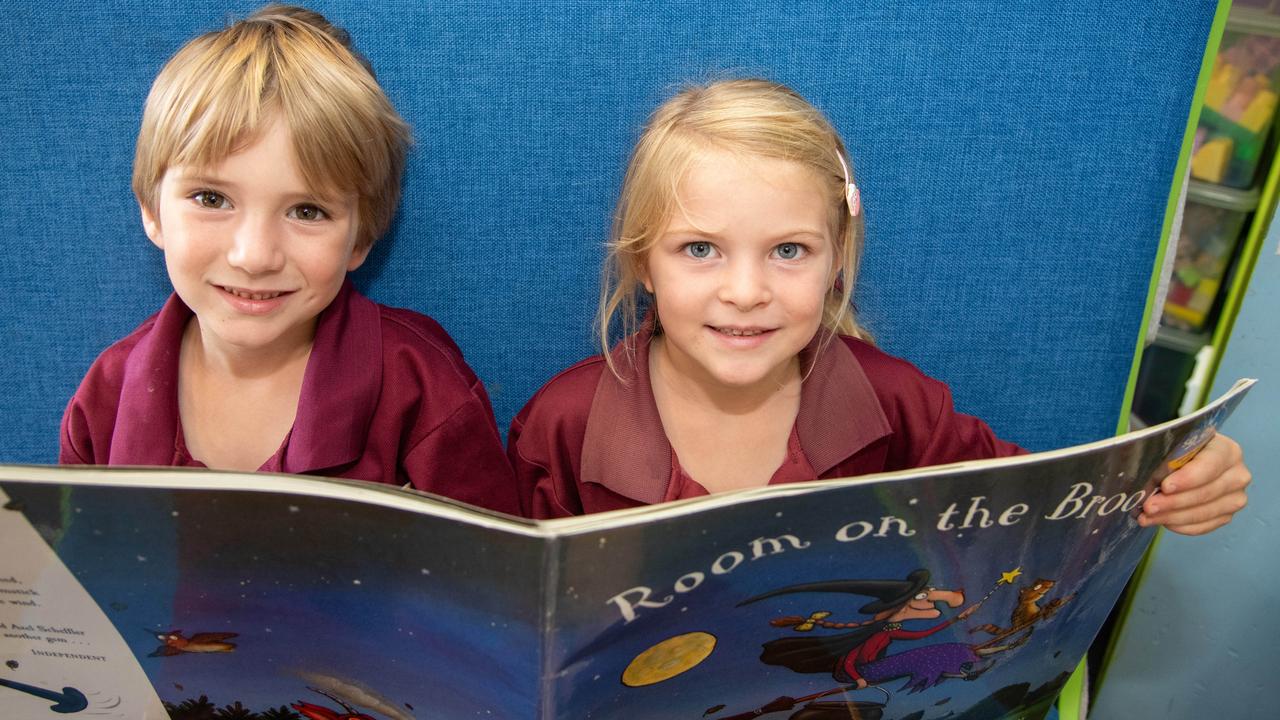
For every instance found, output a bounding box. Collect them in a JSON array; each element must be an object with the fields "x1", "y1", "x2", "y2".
[{"x1": 0, "y1": 2, "x2": 1216, "y2": 463}]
